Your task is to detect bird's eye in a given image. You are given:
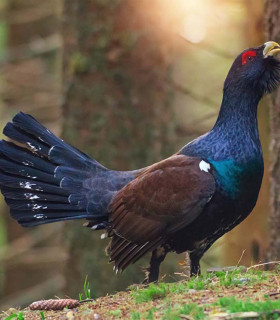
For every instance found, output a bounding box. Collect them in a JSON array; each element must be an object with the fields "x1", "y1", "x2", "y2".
[{"x1": 242, "y1": 50, "x2": 257, "y2": 65}]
